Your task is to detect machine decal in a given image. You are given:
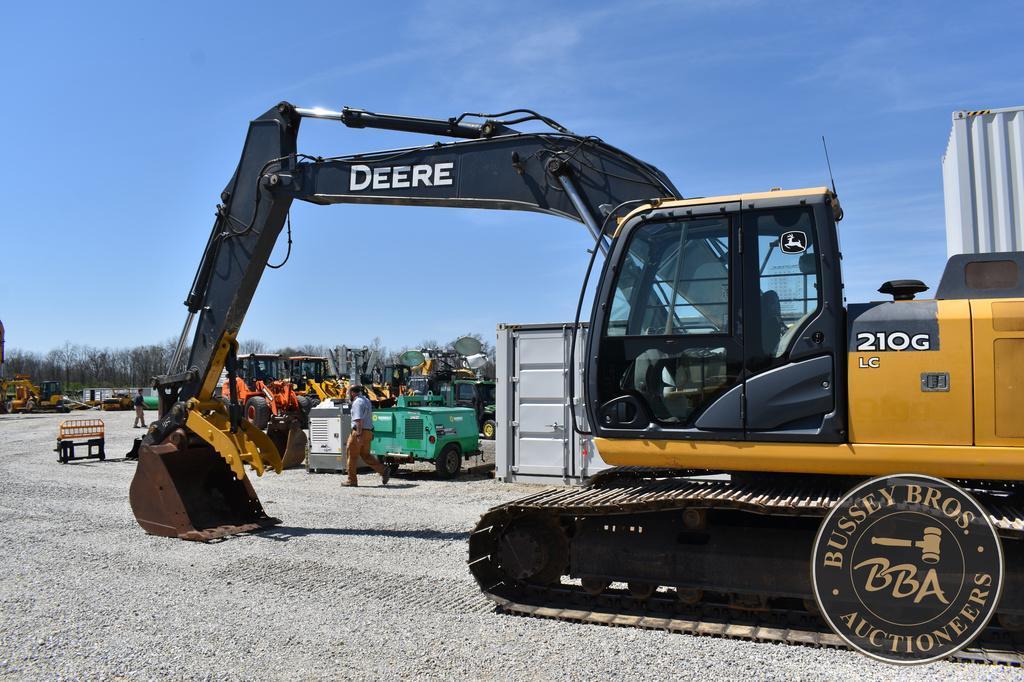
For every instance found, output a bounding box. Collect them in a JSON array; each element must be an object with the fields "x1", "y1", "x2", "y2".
[
  {"x1": 855, "y1": 331, "x2": 931, "y2": 352},
  {"x1": 848, "y1": 301, "x2": 940, "y2": 353},
  {"x1": 812, "y1": 474, "x2": 1003, "y2": 664},
  {"x1": 349, "y1": 162, "x2": 454, "y2": 191},
  {"x1": 781, "y1": 230, "x2": 807, "y2": 253}
]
